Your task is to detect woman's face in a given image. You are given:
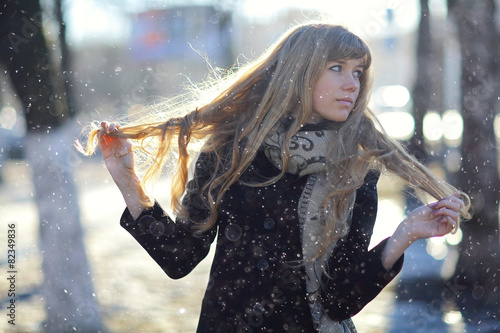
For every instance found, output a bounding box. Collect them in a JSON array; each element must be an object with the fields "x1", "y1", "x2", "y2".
[{"x1": 308, "y1": 58, "x2": 364, "y2": 123}]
